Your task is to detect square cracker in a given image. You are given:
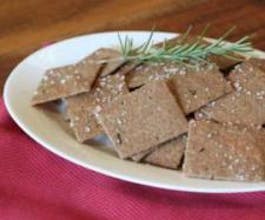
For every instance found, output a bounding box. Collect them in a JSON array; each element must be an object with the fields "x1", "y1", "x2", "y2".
[
  {"x1": 126, "y1": 36, "x2": 194, "y2": 89},
  {"x1": 144, "y1": 135, "x2": 187, "y2": 169},
  {"x1": 31, "y1": 49, "x2": 106, "y2": 105},
  {"x1": 196, "y1": 62, "x2": 265, "y2": 126},
  {"x1": 66, "y1": 94, "x2": 100, "y2": 142},
  {"x1": 249, "y1": 58, "x2": 265, "y2": 72},
  {"x1": 183, "y1": 120, "x2": 265, "y2": 182},
  {"x1": 66, "y1": 74, "x2": 128, "y2": 142},
  {"x1": 131, "y1": 134, "x2": 186, "y2": 165},
  {"x1": 228, "y1": 61, "x2": 265, "y2": 90},
  {"x1": 167, "y1": 65, "x2": 232, "y2": 114},
  {"x1": 126, "y1": 62, "x2": 188, "y2": 89},
  {"x1": 114, "y1": 62, "x2": 140, "y2": 76},
  {"x1": 96, "y1": 81, "x2": 188, "y2": 158},
  {"x1": 97, "y1": 48, "x2": 126, "y2": 77},
  {"x1": 131, "y1": 148, "x2": 152, "y2": 162}
]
